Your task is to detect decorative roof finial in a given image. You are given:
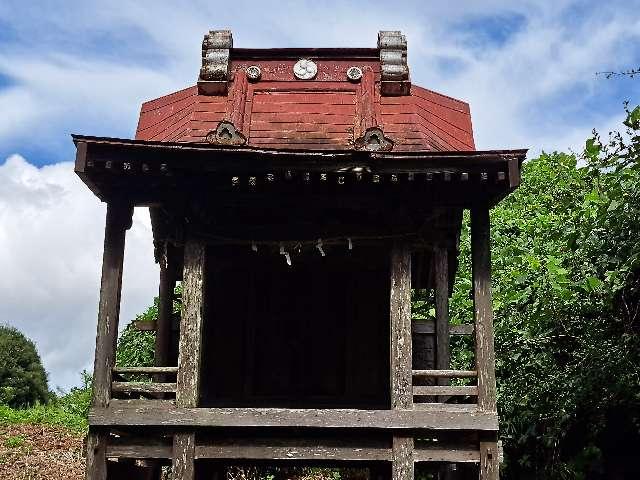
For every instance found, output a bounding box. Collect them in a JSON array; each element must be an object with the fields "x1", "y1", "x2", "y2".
[
  {"x1": 198, "y1": 30, "x2": 233, "y2": 95},
  {"x1": 378, "y1": 31, "x2": 410, "y2": 96}
]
